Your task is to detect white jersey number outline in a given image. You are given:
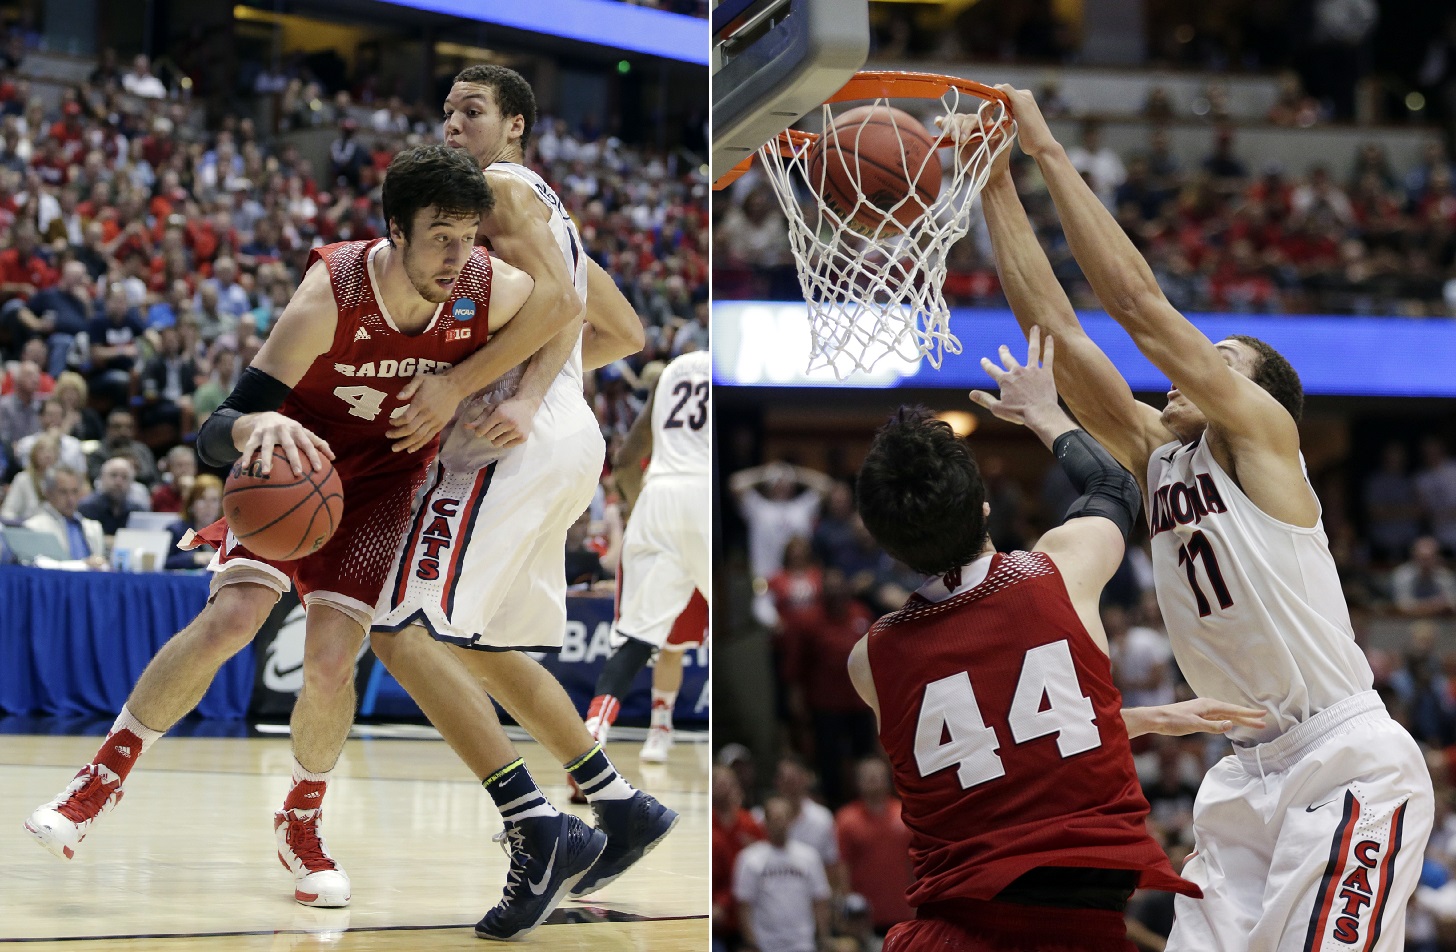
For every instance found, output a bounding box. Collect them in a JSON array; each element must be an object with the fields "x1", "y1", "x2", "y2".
[{"x1": 913, "y1": 640, "x2": 1101, "y2": 790}]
